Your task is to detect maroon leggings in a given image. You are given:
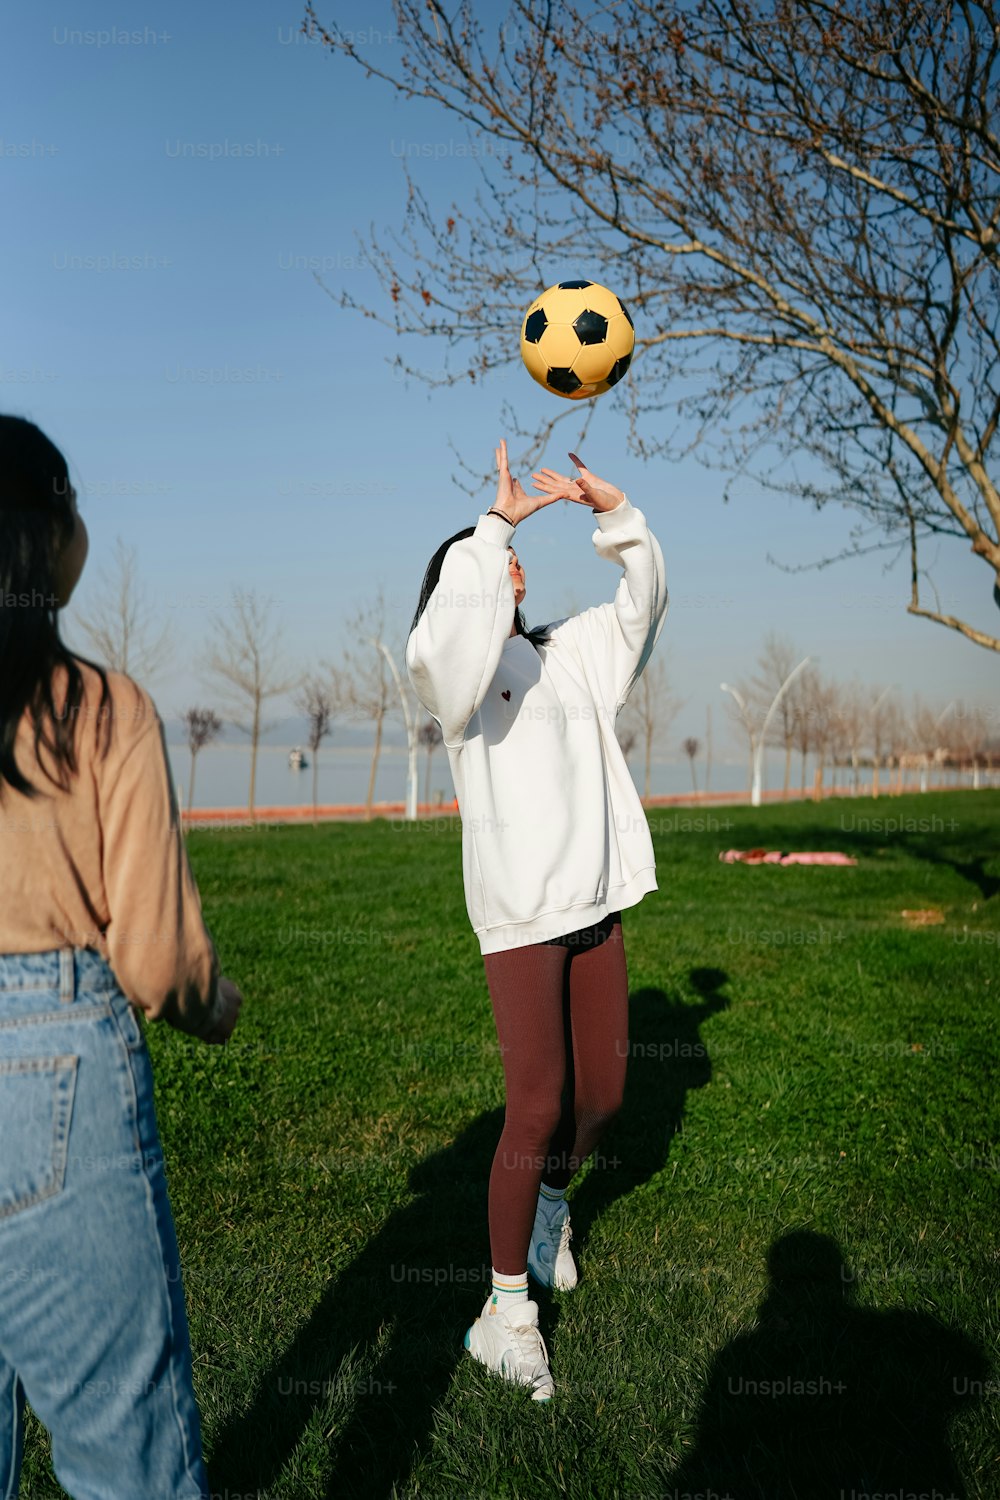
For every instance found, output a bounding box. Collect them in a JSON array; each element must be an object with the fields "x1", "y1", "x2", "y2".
[{"x1": 482, "y1": 912, "x2": 629, "y2": 1274}]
